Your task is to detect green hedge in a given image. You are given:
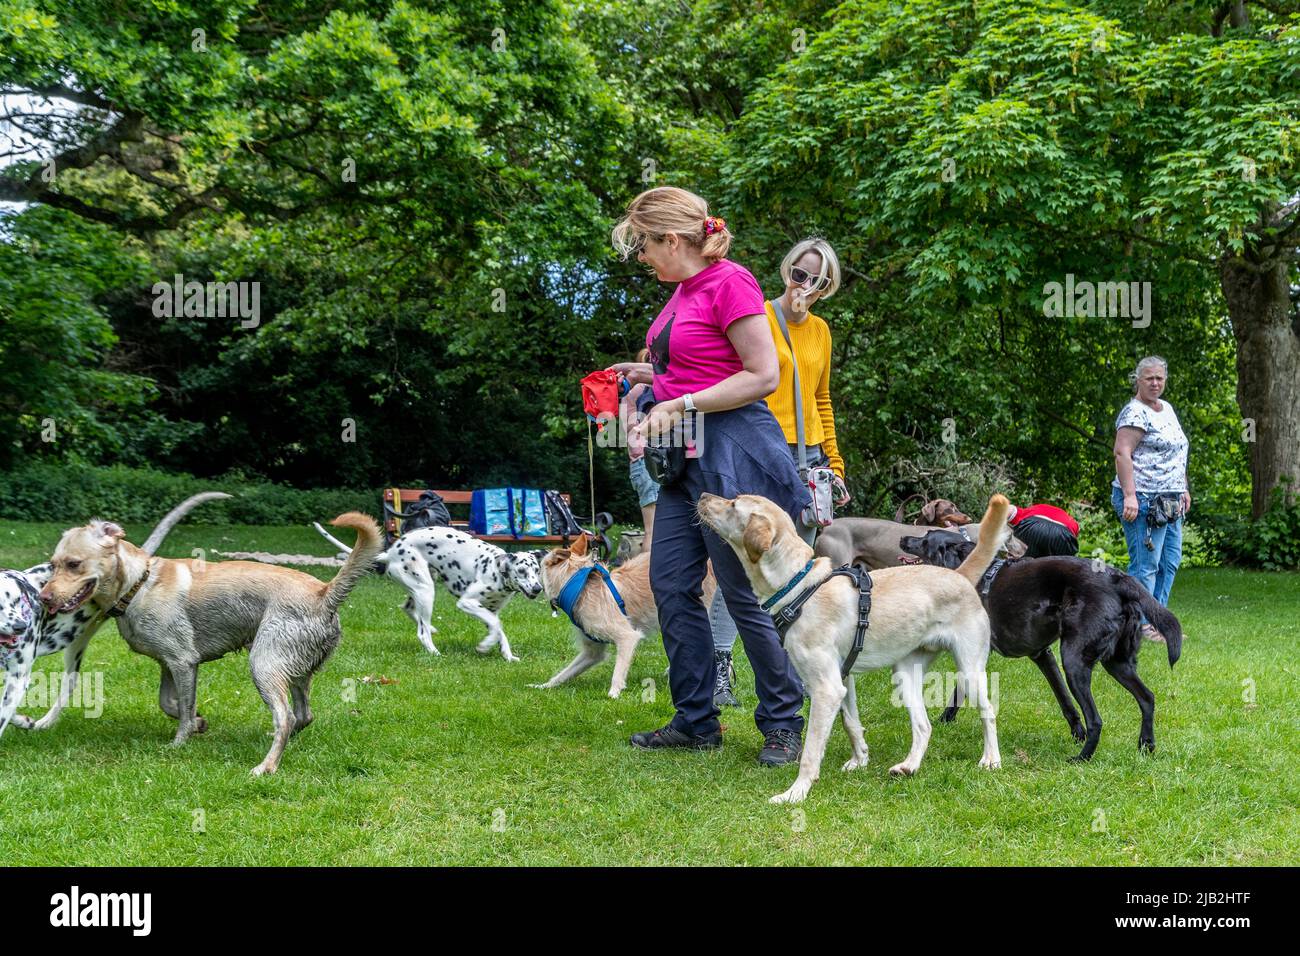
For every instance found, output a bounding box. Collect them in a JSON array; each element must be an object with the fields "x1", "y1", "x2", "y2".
[{"x1": 0, "y1": 462, "x2": 375, "y2": 526}]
